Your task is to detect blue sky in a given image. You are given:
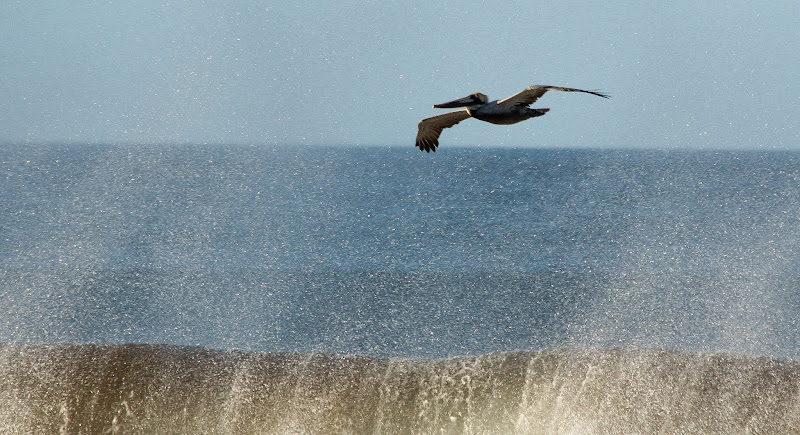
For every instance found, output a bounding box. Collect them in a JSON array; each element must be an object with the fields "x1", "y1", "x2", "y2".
[{"x1": 1, "y1": 1, "x2": 798, "y2": 149}]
